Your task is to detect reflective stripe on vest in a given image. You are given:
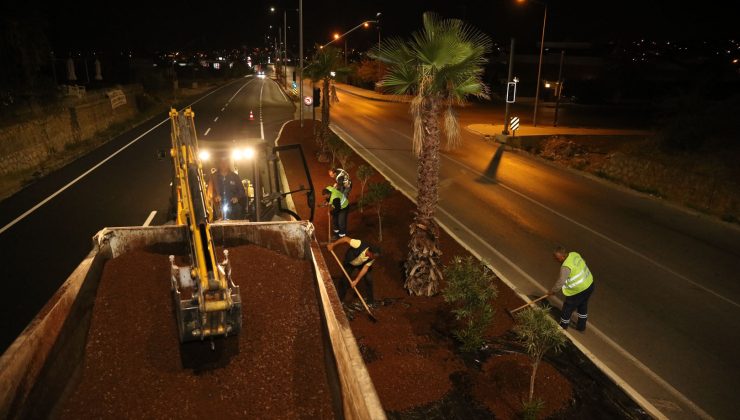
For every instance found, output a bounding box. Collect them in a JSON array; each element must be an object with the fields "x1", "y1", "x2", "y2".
[
  {"x1": 328, "y1": 186, "x2": 348, "y2": 209},
  {"x1": 561, "y1": 252, "x2": 593, "y2": 296}
]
